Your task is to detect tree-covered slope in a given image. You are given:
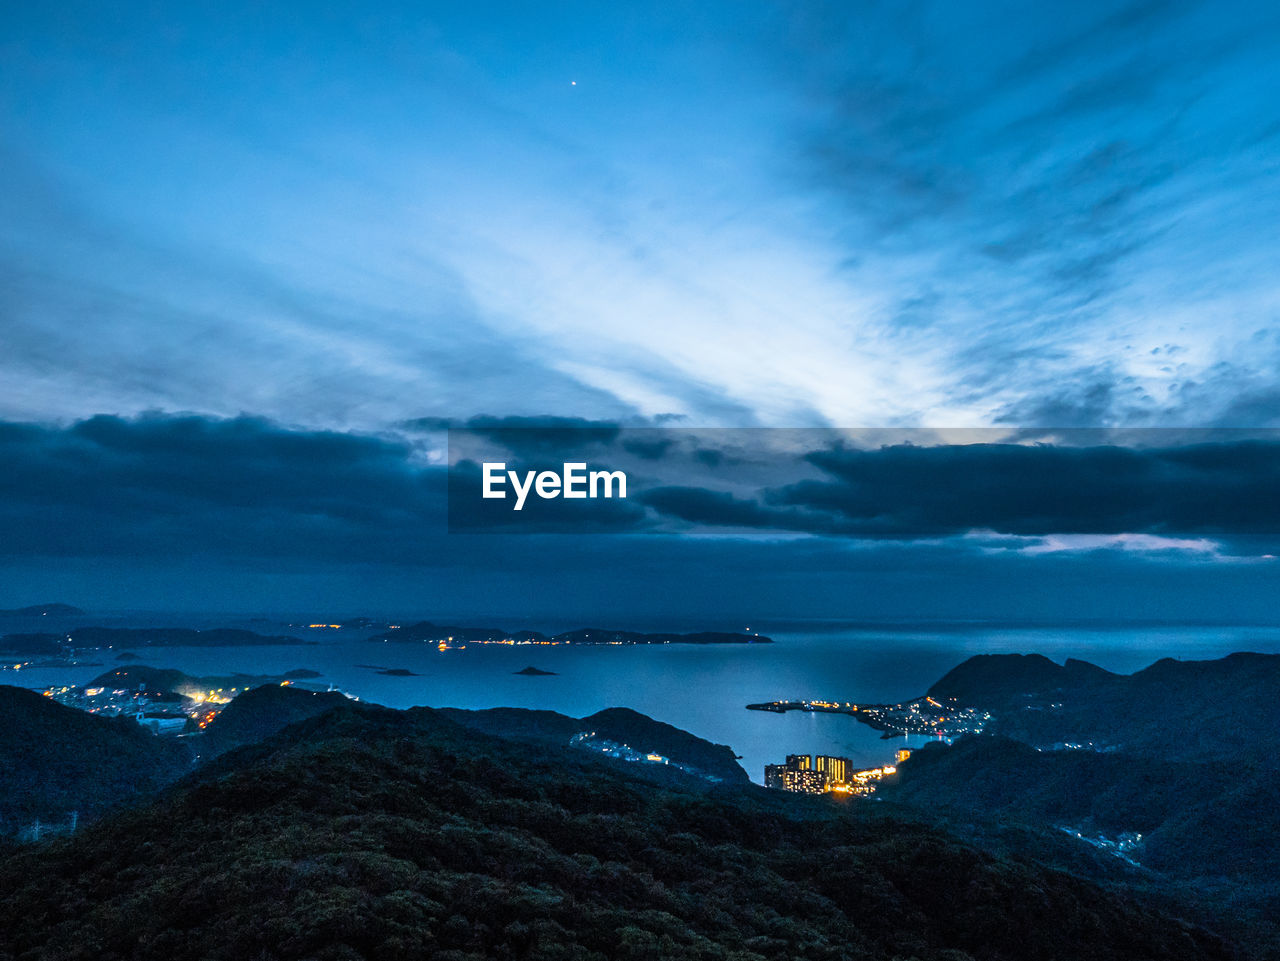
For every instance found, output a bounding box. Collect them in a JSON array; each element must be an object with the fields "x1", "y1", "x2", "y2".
[
  {"x1": 0, "y1": 686, "x2": 189, "y2": 834},
  {"x1": 879, "y1": 736, "x2": 1218, "y2": 838},
  {"x1": 198, "y1": 684, "x2": 352, "y2": 759},
  {"x1": 927, "y1": 652, "x2": 1280, "y2": 764},
  {"x1": 438, "y1": 704, "x2": 750, "y2": 783},
  {"x1": 877, "y1": 736, "x2": 1280, "y2": 956},
  {"x1": 0, "y1": 703, "x2": 1233, "y2": 961}
]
